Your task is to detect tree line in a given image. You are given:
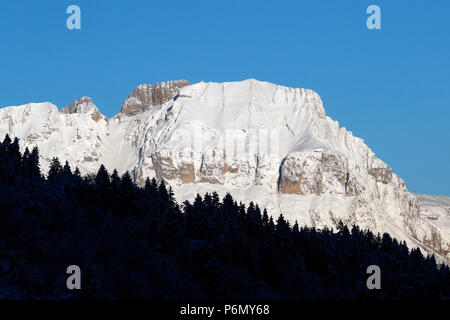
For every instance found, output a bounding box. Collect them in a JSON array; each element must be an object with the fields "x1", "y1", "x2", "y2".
[{"x1": 0, "y1": 134, "x2": 449, "y2": 299}]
